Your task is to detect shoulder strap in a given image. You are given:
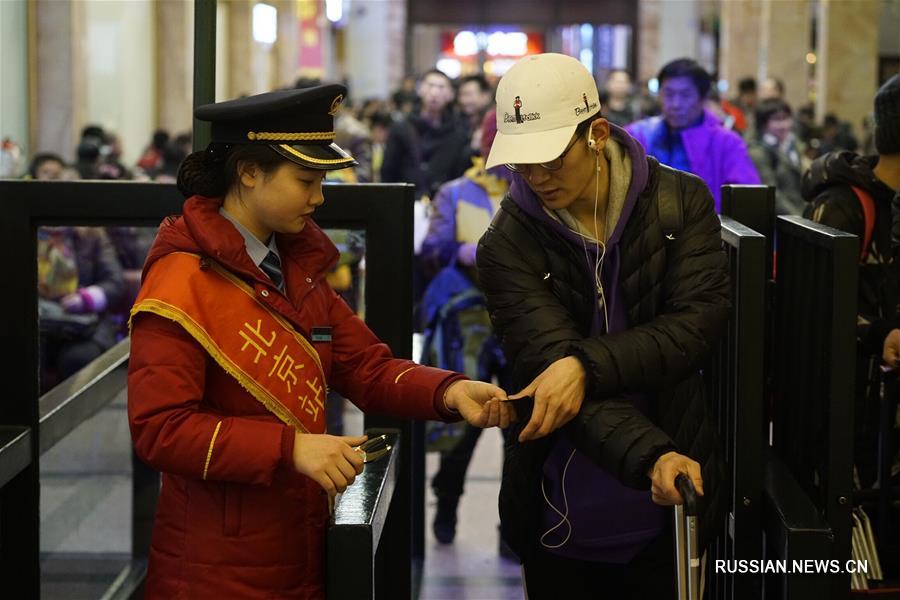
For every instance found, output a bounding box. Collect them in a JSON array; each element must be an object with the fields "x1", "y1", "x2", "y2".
[
  {"x1": 656, "y1": 165, "x2": 684, "y2": 242},
  {"x1": 851, "y1": 185, "x2": 876, "y2": 261}
]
